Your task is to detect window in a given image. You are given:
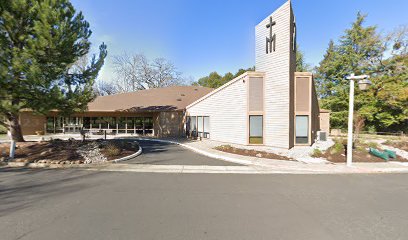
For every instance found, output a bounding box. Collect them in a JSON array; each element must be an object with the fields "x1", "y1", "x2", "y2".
[
  {"x1": 296, "y1": 115, "x2": 309, "y2": 144},
  {"x1": 189, "y1": 116, "x2": 197, "y2": 137},
  {"x1": 135, "y1": 117, "x2": 144, "y2": 134},
  {"x1": 188, "y1": 116, "x2": 209, "y2": 138},
  {"x1": 144, "y1": 117, "x2": 153, "y2": 134},
  {"x1": 249, "y1": 115, "x2": 263, "y2": 144},
  {"x1": 117, "y1": 117, "x2": 126, "y2": 133},
  {"x1": 197, "y1": 116, "x2": 203, "y2": 137},
  {"x1": 203, "y1": 116, "x2": 210, "y2": 138},
  {"x1": 46, "y1": 117, "x2": 54, "y2": 132}
]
